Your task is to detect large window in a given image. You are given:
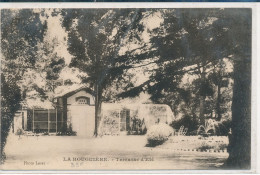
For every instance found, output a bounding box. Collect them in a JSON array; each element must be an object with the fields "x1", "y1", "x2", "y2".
[{"x1": 27, "y1": 109, "x2": 64, "y2": 133}]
